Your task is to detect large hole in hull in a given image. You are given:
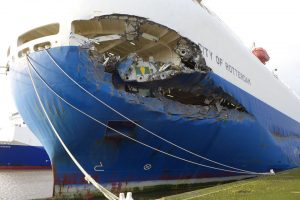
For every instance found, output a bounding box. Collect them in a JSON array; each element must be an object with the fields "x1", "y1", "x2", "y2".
[{"x1": 71, "y1": 15, "x2": 247, "y2": 113}]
